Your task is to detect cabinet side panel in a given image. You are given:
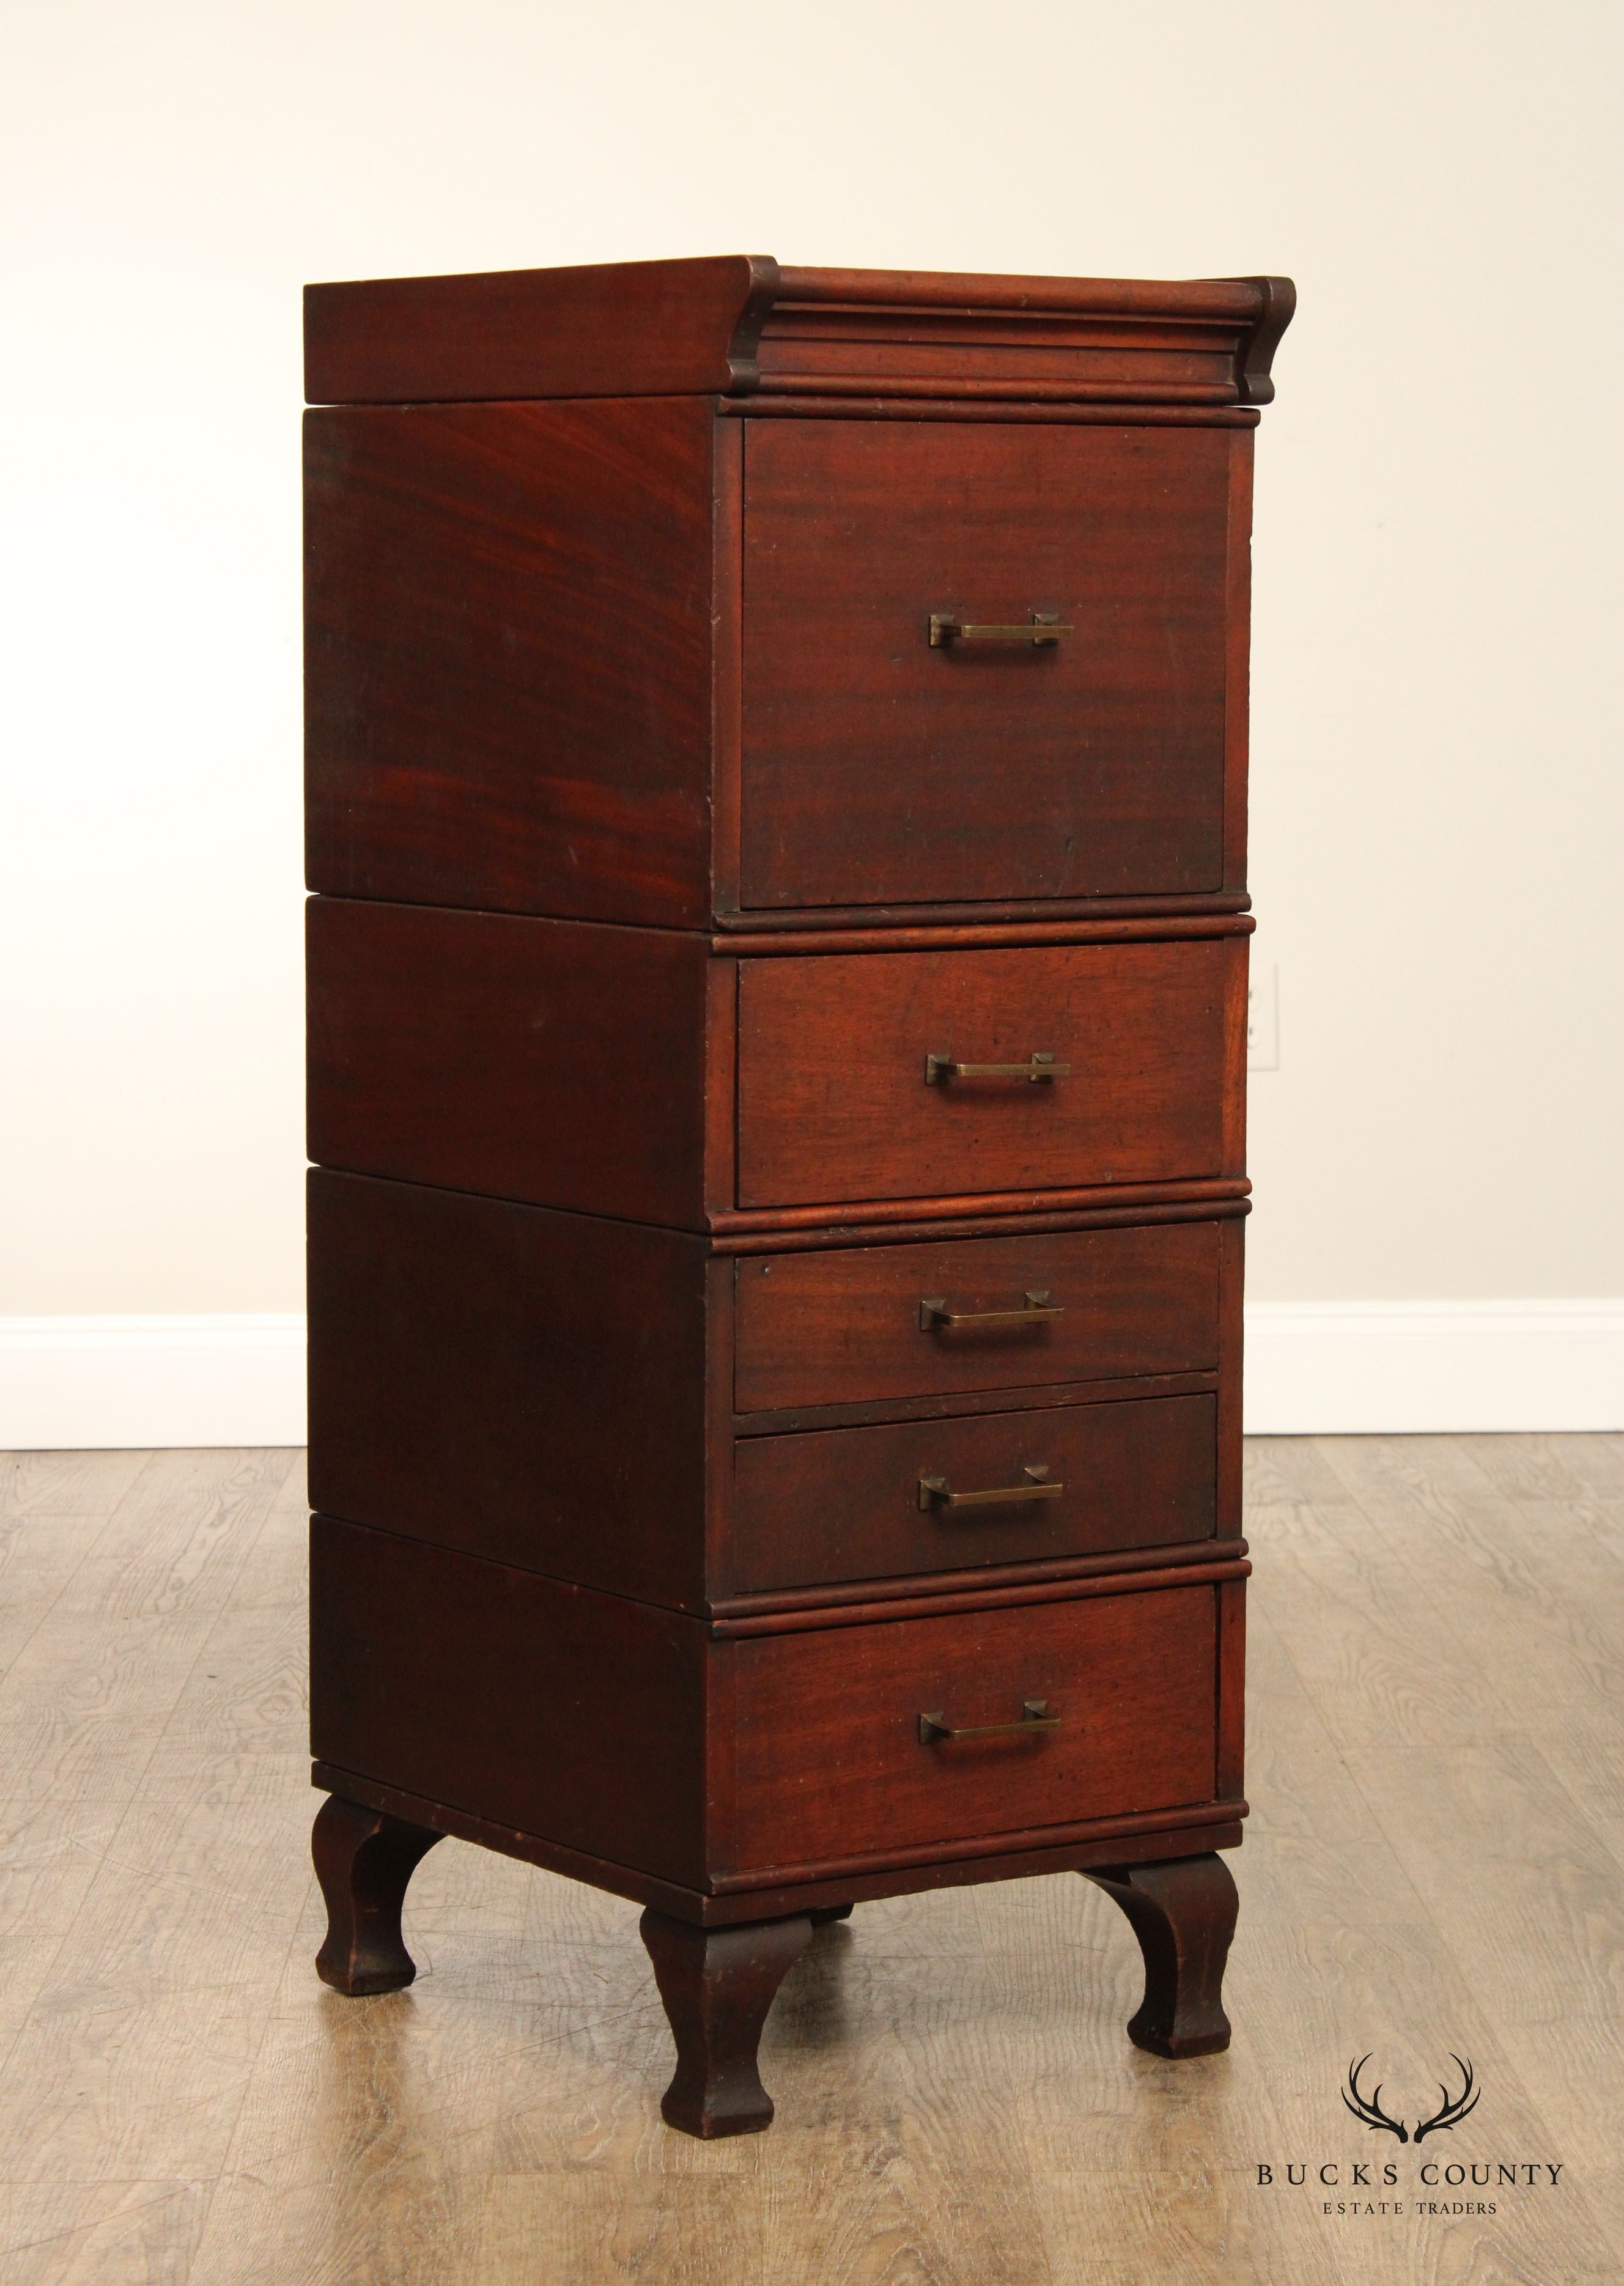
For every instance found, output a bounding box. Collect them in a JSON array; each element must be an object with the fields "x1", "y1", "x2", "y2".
[
  {"x1": 308, "y1": 1173, "x2": 709, "y2": 1607},
  {"x1": 1222, "y1": 428, "x2": 1254, "y2": 893},
  {"x1": 304, "y1": 398, "x2": 715, "y2": 925},
  {"x1": 1216, "y1": 1575, "x2": 1246, "y2": 1801},
  {"x1": 310, "y1": 1517, "x2": 709, "y2": 1889},
  {"x1": 1216, "y1": 1215, "x2": 1244, "y2": 1536},
  {"x1": 306, "y1": 901, "x2": 710, "y2": 1227}
]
